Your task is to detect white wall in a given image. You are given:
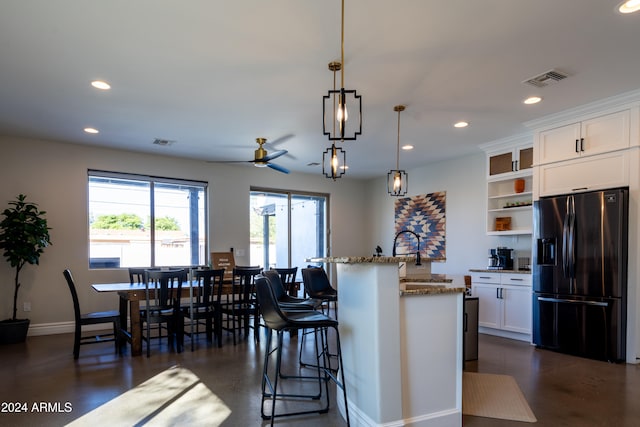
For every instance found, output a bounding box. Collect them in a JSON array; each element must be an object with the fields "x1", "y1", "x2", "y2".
[
  {"x1": 0, "y1": 136, "x2": 370, "y2": 328},
  {"x1": 364, "y1": 152, "x2": 532, "y2": 284}
]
